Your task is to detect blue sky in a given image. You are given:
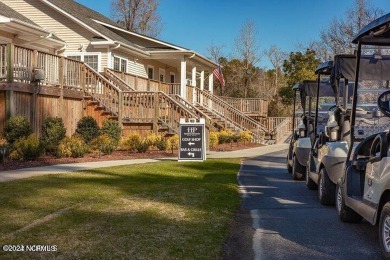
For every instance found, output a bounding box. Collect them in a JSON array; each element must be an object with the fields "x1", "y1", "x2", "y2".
[{"x1": 76, "y1": 0, "x2": 388, "y2": 68}]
